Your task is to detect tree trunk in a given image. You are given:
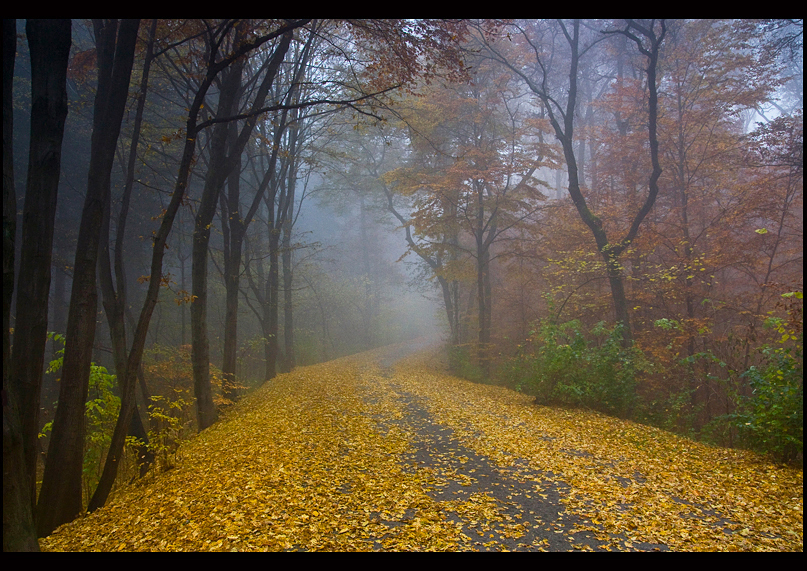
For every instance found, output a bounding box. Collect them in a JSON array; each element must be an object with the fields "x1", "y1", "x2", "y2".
[
  {"x1": 3, "y1": 382, "x2": 39, "y2": 551},
  {"x1": 4, "y1": 19, "x2": 44, "y2": 552},
  {"x1": 191, "y1": 60, "x2": 244, "y2": 431},
  {"x1": 280, "y1": 115, "x2": 300, "y2": 372},
  {"x1": 220, "y1": 120, "x2": 243, "y2": 402},
  {"x1": 2, "y1": 17, "x2": 16, "y2": 406},
  {"x1": 87, "y1": 20, "x2": 158, "y2": 512},
  {"x1": 192, "y1": 30, "x2": 293, "y2": 428},
  {"x1": 282, "y1": 191, "x2": 296, "y2": 371},
  {"x1": 476, "y1": 237, "x2": 490, "y2": 375},
  {"x1": 358, "y1": 194, "x2": 376, "y2": 349},
  {"x1": 7, "y1": 20, "x2": 71, "y2": 535},
  {"x1": 36, "y1": 19, "x2": 139, "y2": 537},
  {"x1": 265, "y1": 225, "x2": 281, "y2": 380}
]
